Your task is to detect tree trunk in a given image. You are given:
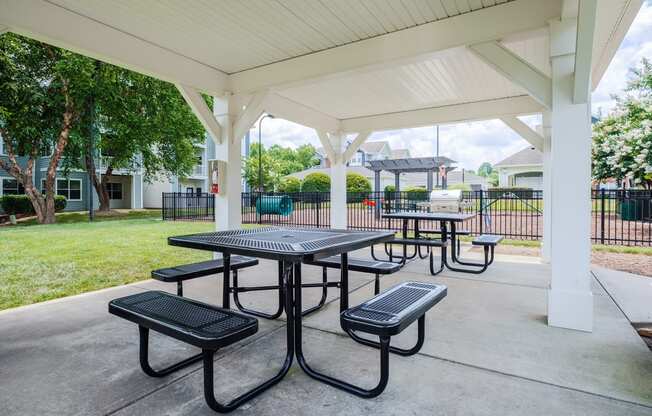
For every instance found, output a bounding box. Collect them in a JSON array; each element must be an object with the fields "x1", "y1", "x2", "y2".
[{"x1": 85, "y1": 149, "x2": 111, "y2": 212}]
